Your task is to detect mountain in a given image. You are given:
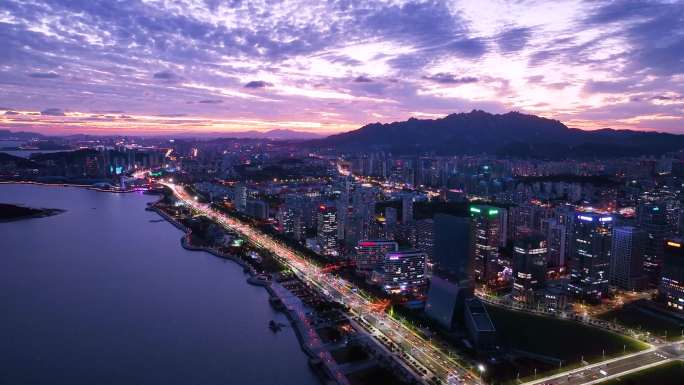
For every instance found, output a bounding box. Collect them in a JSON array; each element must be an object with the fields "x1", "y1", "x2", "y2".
[
  {"x1": 0, "y1": 129, "x2": 45, "y2": 140},
  {"x1": 314, "y1": 110, "x2": 684, "y2": 158}
]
